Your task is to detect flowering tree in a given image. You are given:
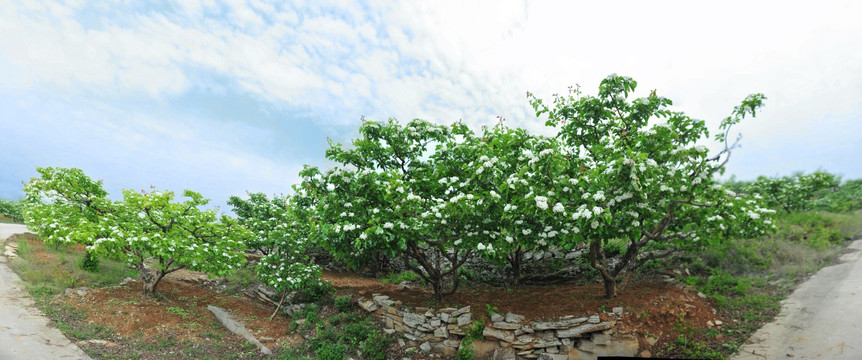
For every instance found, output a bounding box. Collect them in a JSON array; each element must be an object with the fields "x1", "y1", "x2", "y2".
[
  {"x1": 742, "y1": 171, "x2": 840, "y2": 213},
  {"x1": 228, "y1": 192, "x2": 324, "y2": 295},
  {"x1": 458, "y1": 123, "x2": 577, "y2": 286},
  {"x1": 530, "y1": 75, "x2": 775, "y2": 298},
  {"x1": 23, "y1": 167, "x2": 248, "y2": 296},
  {"x1": 303, "y1": 119, "x2": 497, "y2": 302}
]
